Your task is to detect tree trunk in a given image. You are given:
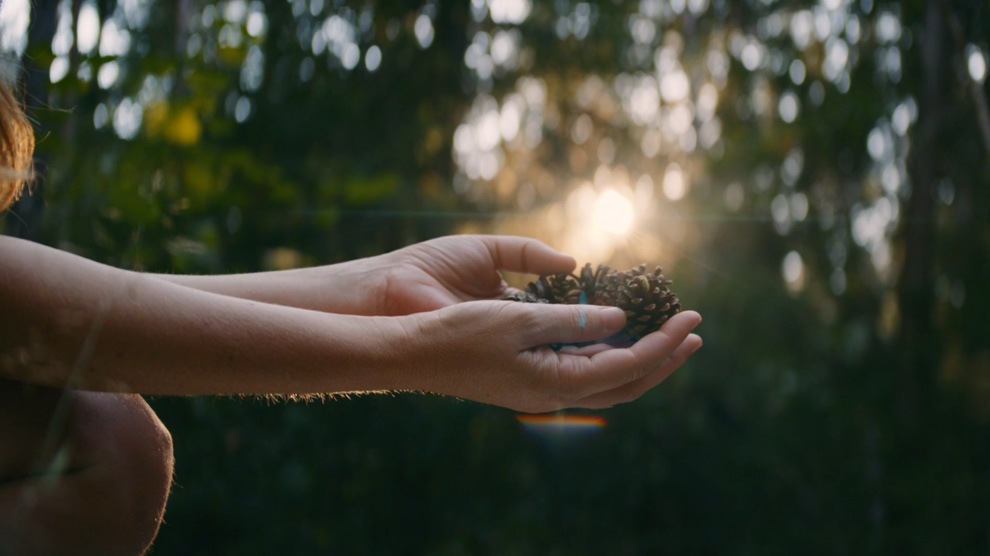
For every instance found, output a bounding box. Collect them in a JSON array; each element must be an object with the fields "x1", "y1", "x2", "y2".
[{"x1": 897, "y1": 0, "x2": 948, "y2": 424}]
